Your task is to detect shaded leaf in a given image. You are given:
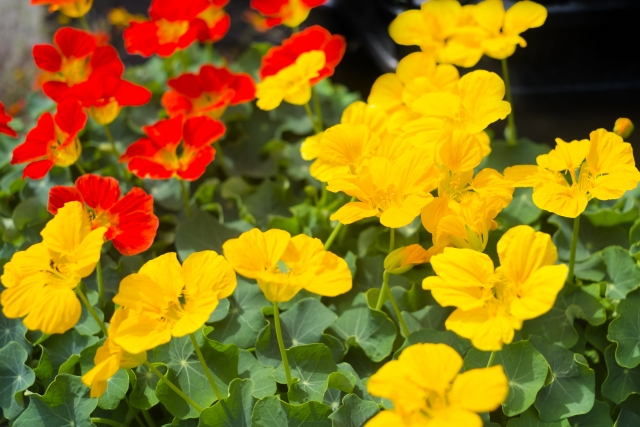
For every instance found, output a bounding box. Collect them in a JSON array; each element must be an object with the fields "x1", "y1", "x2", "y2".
[
  {"x1": 601, "y1": 344, "x2": 640, "y2": 404},
  {"x1": 175, "y1": 210, "x2": 242, "y2": 260},
  {"x1": 251, "y1": 396, "x2": 332, "y2": 427},
  {"x1": 238, "y1": 349, "x2": 276, "y2": 399},
  {"x1": 0, "y1": 342, "x2": 35, "y2": 417},
  {"x1": 328, "y1": 394, "x2": 379, "y2": 427},
  {"x1": 601, "y1": 246, "x2": 640, "y2": 299},
  {"x1": 330, "y1": 306, "x2": 397, "y2": 362},
  {"x1": 199, "y1": 379, "x2": 256, "y2": 427},
  {"x1": 568, "y1": 400, "x2": 612, "y2": 427},
  {"x1": 506, "y1": 407, "x2": 570, "y2": 427},
  {"x1": 273, "y1": 344, "x2": 336, "y2": 403},
  {"x1": 608, "y1": 289, "x2": 640, "y2": 368}
]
